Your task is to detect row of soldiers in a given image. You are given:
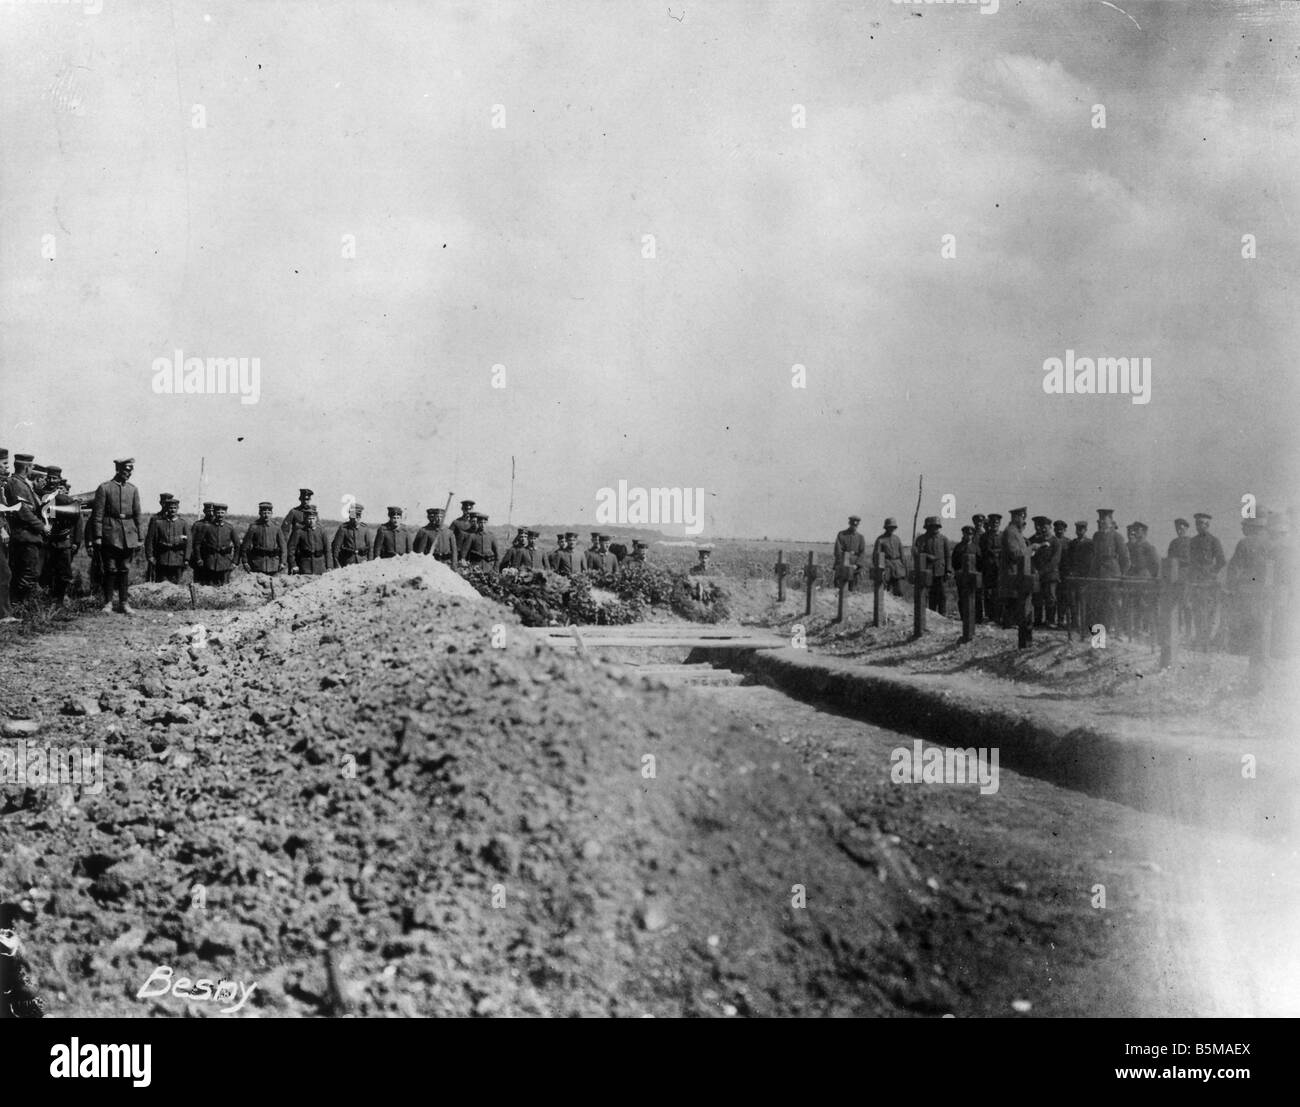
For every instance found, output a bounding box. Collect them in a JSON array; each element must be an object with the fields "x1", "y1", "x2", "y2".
[
  {"x1": 0, "y1": 458, "x2": 657, "y2": 616},
  {"x1": 834, "y1": 507, "x2": 1285, "y2": 649}
]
